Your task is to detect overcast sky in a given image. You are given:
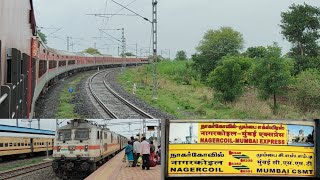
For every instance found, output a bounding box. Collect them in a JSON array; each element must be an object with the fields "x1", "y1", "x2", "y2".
[{"x1": 33, "y1": 0, "x2": 320, "y2": 57}]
